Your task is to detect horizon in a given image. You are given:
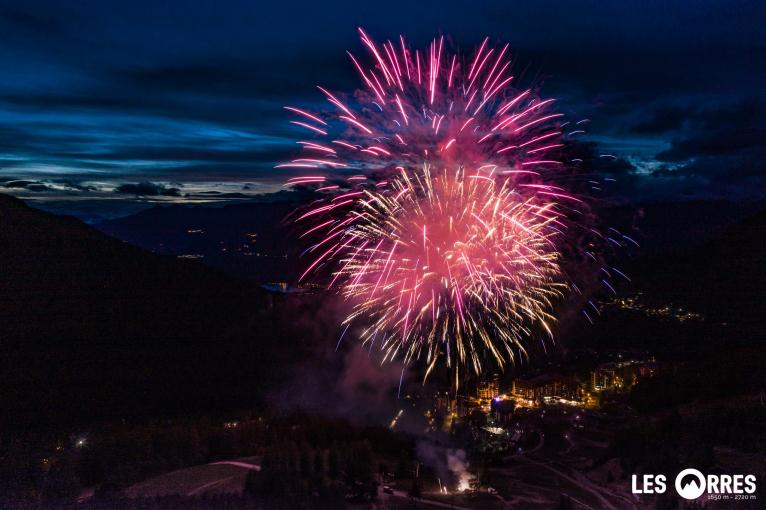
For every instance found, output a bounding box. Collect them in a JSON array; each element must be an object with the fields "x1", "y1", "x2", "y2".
[{"x1": 0, "y1": 0, "x2": 764, "y2": 221}]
